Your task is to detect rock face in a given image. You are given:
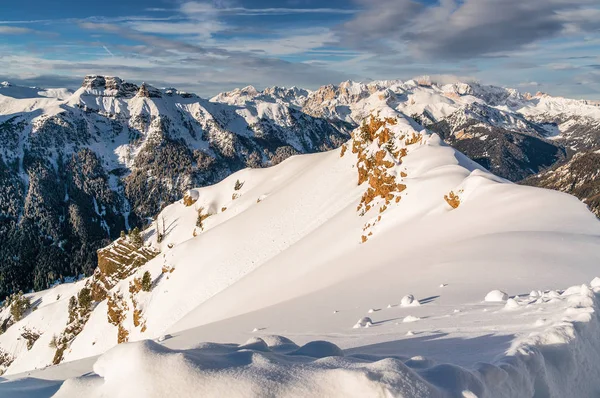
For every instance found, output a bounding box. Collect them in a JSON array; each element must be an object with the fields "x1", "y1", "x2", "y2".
[
  {"x1": 93, "y1": 237, "x2": 159, "y2": 301},
  {"x1": 522, "y1": 151, "x2": 600, "y2": 217}
]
